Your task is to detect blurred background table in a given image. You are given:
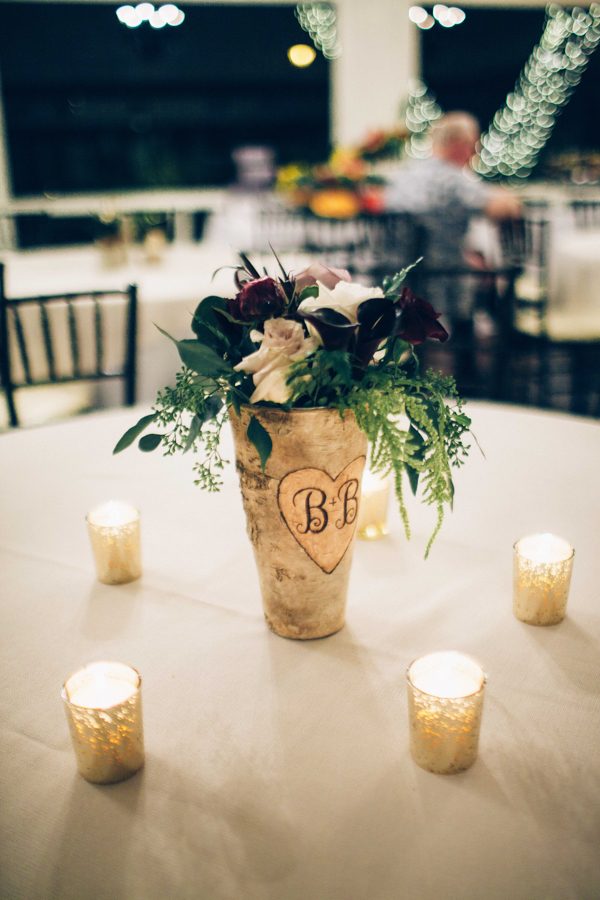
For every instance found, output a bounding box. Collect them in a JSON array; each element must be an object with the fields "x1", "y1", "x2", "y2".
[
  {"x1": 1, "y1": 401, "x2": 599, "y2": 900},
  {"x1": 548, "y1": 229, "x2": 600, "y2": 339},
  {"x1": 0, "y1": 242, "x2": 310, "y2": 405}
]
